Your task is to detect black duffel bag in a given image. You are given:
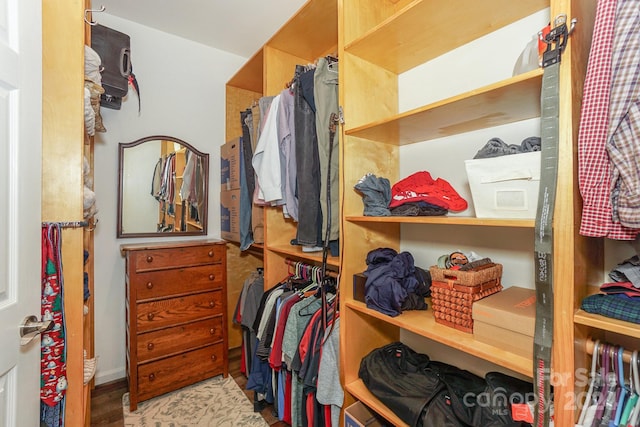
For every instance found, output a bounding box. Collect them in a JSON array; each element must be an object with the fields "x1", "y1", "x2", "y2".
[{"x1": 359, "y1": 342, "x2": 486, "y2": 427}]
